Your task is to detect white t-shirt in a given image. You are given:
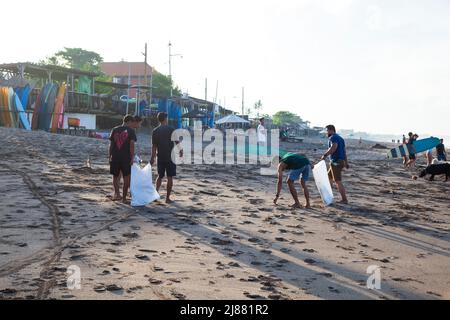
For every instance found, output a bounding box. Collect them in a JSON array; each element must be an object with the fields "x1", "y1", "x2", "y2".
[{"x1": 257, "y1": 124, "x2": 267, "y2": 143}]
